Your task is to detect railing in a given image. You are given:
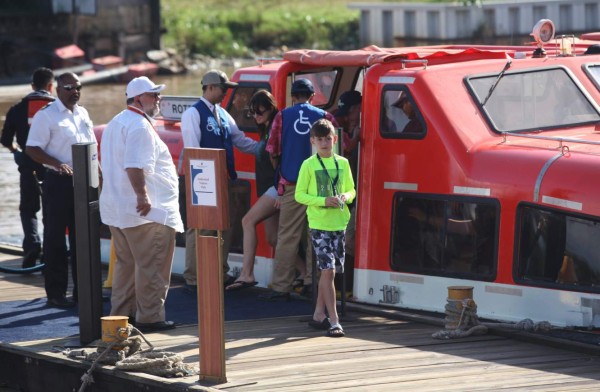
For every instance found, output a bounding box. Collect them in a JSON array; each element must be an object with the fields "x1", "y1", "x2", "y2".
[{"x1": 501, "y1": 130, "x2": 600, "y2": 149}]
